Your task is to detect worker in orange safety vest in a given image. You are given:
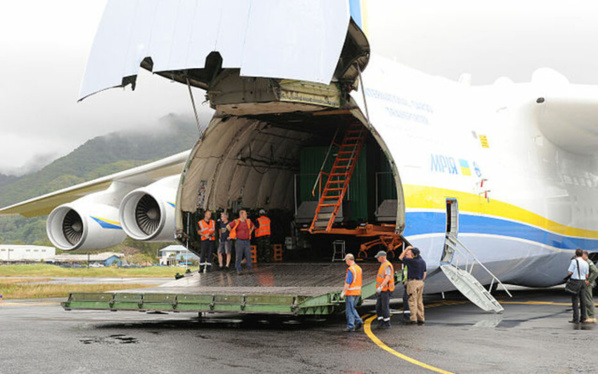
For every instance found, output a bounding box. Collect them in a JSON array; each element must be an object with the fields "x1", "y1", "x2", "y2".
[
  {"x1": 197, "y1": 210, "x2": 215, "y2": 272},
  {"x1": 374, "y1": 250, "x2": 395, "y2": 328},
  {"x1": 227, "y1": 209, "x2": 255, "y2": 274},
  {"x1": 340, "y1": 253, "x2": 363, "y2": 332},
  {"x1": 255, "y1": 209, "x2": 271, "y2": 263}
]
